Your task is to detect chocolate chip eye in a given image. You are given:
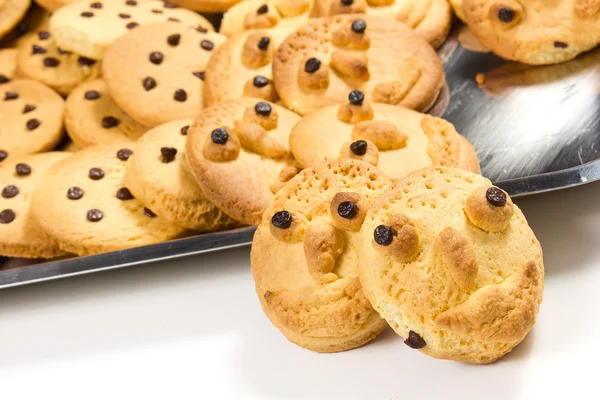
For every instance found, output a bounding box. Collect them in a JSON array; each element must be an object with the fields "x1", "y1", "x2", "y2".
[
  {"x1": 160, "y1": 147, "x2": 177, "y2": 163},
  {"x1": 211, "y1": 128, "x2": 229, "y2": 144},
  {"x1": 253, "y1": 75, "x2": 269, "y2": 87},
  {"x1": 257, "y1": 4, "x2": 268, "y2": 14},
  {"x1": 90, "y1": 2, "x2": 102, "y2": 8},
  {"x1": 255, "y1": 101, "x2": 272, "y2": 116},
  {"x1": 173, "y1": 89, "x2": 187, "y2": 102},
  {"x1": 102, "y1": 116, "x2": 119, "y2": 128},
  {"x1": 0, "y1": 75, "x2": 9, "y2": 84},
  {"x1": 404, "y1": 331, "x2": 426, "y2": 349},
  {"x1": 81, "y1": 11, "x2": 94, "y2": 17},
  {"x1": 67, "y1": 187, "x2": 84, "y2": 200},
  {"x1": 116, "y1": 187, "x2": 134, "y2": 200},
  {"x1": 117, "y1": 148, "x2": 133, "y2": 161},
  {"x1": 374, "y1": 225, "x2": 394, "y2": 246},
  {"x1": 348, "y1": 90, "x2": 364, "y2": 105},
  {"x1": 143, "y1": 76, "x2": 157, "y2": 91},
  {"x1": 341, "y1": 0, "x2": 353, "y2": 5},
  {"x1": 497, "y1": 7, "x2": 515, "y2": 23},
  {"x1": 15, "y1": 163, "x2": 31, "y2": 176},
  {"x1": 351, "y1": 19, "x2": 366, "y2": 34},
  {"x1": 2, "y1": 185, "x2": 18, "y2": 198},
  {"x1": 0, "y1": 209, "x2": 16, "y2": 224},
  {"x1": 38, "y1": 31, "x2": 50, "y2": 40},
  {"x1": 149, "y1": 52, "x2": 164, "y2": 65},
  {"x1": 144, "y1": 207, "x2": 157, "y2": 218},
  {"x1": 23, "y1": 104, "x2": 36, "y2": 114},
  {"x1": 0, "y1": 150, "x2": 7, "y2": 161},
  {"x1": 26, "y1": 119, "x2": 40, "y2": 131},
  {"x1": 257, "y1": 37, "x2": 270, "y2": 50},
  {"x1": 4, "y1": 92, "x2": 18, "y2": 101},
  {"x1": 304, "y1": 58, "x2": 321, "y2": 73},
  {"x1": 78, "y1": 57, "x2": 96, "y2": 67},
  {"x1": 167, "y1": 33, "x2": 180, "y2": 46},
  {"x1": 485, "y1": 187, "x2": 507, "y2": 207},
  {"x1": 85, "y1": 90, "x2": 100, "y2": 100},
  {"x1": 89, "y1": 167, "x2": 105, "y2": 180},
  {"x1": 87, "y1": 209, "x2": 103, "y2": 222},
  {"x1": 43, "y1": 57, "x2": 60, "y2": 67},
  {"x1": 201, "y1": 40, "x2": 214, "y2": 51},
  {"x1": 32, "y1": 44, "x2": 46, "y2": 54},
  {"x1": 554, "y1": 41, "x2": 568, "y2": 49},
  {"x1": 181, "y1": 125, "x2": 190, "y2": 135},
  {"x1": 271, "y1": 211, "x2": 292, "y2": 228},
  {"x1": 193, "y1": 71, "x2": 205, "y2": 80},
  {"x1": 337, "y1": 201, "x2": 358, "y2": 219},
  {"x1": 350, "y1": 140, "x2": 367, "y2": 155}
]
